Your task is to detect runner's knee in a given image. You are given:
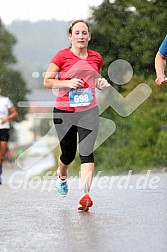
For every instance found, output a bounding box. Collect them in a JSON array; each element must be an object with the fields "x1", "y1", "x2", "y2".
[
  {"x1": 80, "y1": 154, "x2": 94, "y2": 164},
  {"x1": 60, "y1": 153, "x2": 76, "y2": 165}
]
